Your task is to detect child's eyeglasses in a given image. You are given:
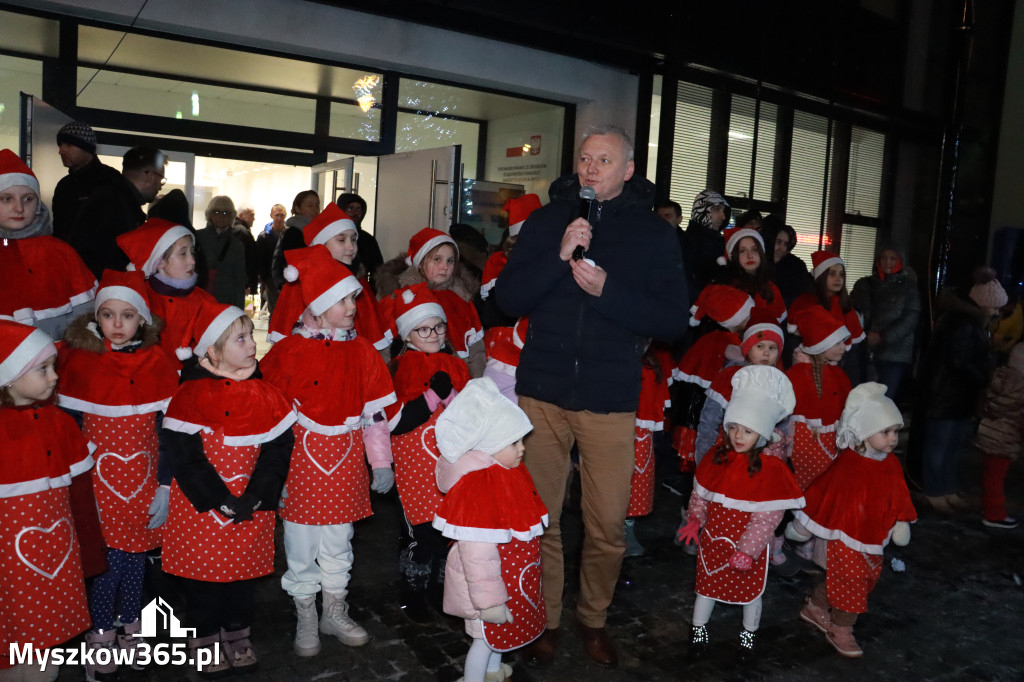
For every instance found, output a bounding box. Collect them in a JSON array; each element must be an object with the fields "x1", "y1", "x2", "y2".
[{"x1": 413, "y1": 322, "x2": 447, "y2": 338}]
